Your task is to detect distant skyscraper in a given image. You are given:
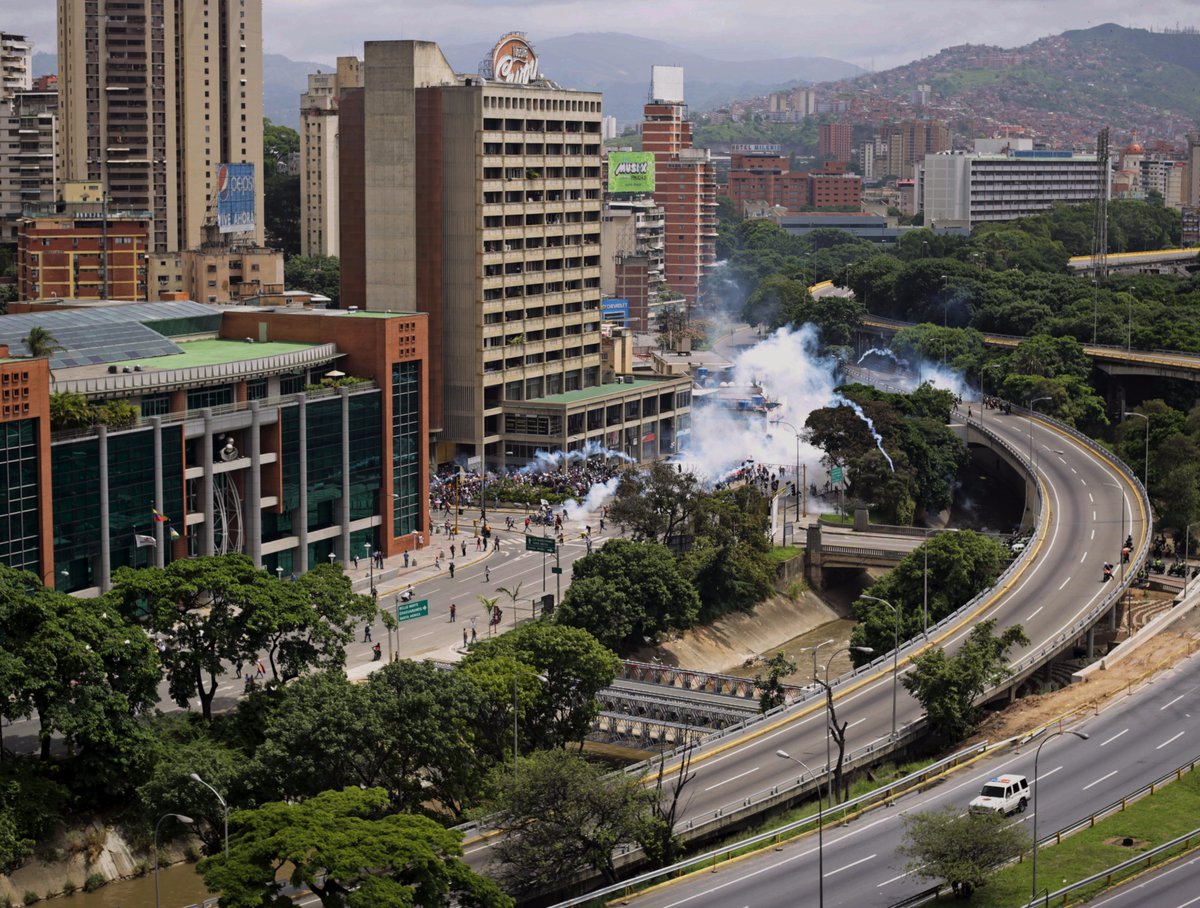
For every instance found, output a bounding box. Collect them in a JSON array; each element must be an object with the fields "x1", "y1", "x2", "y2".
[
  {"x1": 0, "y1": 88, "x2": 58, "y2": 244},
  {"x1": 300, "y1": 57, "x2": 361, "y2": 257},
  {"x1": 1185, "y1": 130, "x2": 1200, "y2": 208},
  {"x1": 1, "y1": 32, "x2": 32, "y2": 101},
  {"x1": 819, "y1": 122, "x2": 853, "y2": 164},
  {"x1": 642, "y1": 66, "x2": 716, "y2": 307},
  {"x1": 886, "y1": 119, "x2": 951, "y2": 180},
  {"x1": 57, "y1": 0, "x2": 264, "y2": 253}
]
